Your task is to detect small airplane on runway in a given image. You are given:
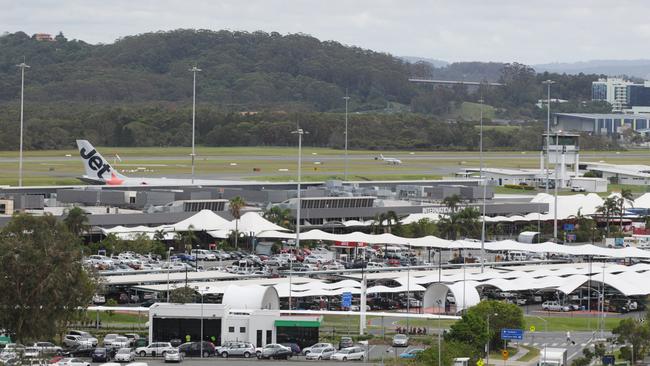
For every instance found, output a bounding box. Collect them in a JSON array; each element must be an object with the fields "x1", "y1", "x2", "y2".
[{"x1": 377, "y1": 154, "x2": 402, "y2": 165}]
